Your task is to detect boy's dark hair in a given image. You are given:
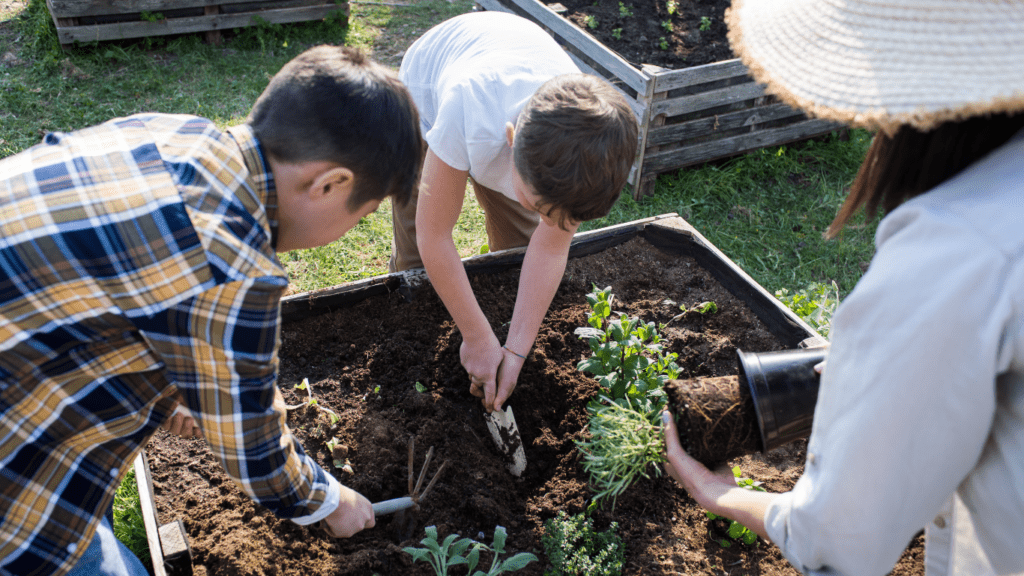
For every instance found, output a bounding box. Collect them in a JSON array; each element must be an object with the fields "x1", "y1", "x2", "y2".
[
  {"x1": 248, "y1": 45, "x2": 422, "y2": 210},
  {"x1": 512, "y1": 74, "x2": 638, "y2": 229},
  {"x1": 826, "y1": 112, "x2": 1024, "y2": 238}
]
